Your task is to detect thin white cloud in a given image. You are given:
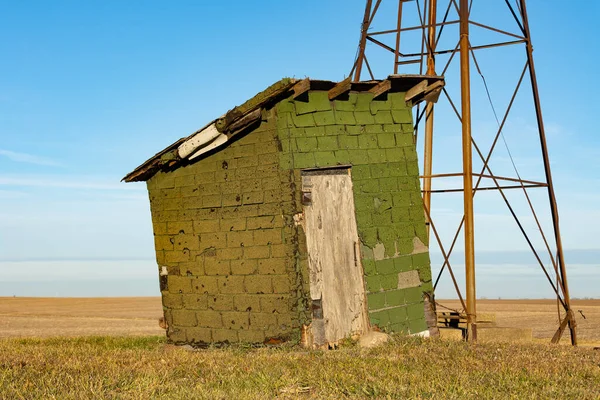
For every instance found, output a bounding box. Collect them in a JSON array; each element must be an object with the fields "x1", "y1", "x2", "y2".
[
  {"x1": 0, "y1": 175, "x2": 143, "y2": 191},
  {"x1": 0, "y1": 149, "x2": 61, "y2": 166}
]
